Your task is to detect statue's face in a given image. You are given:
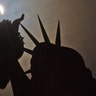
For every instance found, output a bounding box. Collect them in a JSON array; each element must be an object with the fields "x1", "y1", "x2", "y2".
[{"x1": 30, "y1": 43, "x2": 65, "y2": 96}]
